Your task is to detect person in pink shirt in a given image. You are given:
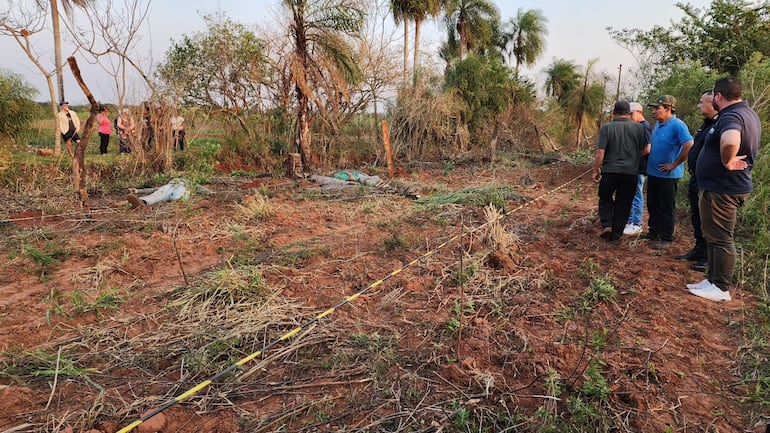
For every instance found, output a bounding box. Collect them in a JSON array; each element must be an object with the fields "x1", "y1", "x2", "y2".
[{"x1": 97, "y1": 105, "x2": 112, "y2": 154}]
